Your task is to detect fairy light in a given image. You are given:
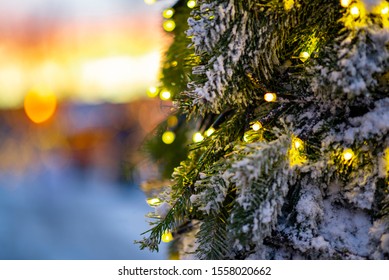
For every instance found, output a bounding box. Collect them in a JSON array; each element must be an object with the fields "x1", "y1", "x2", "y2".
[
  {"x1": 162, "y1": 131, "x2": 175, "y2": 144},
  {"x1": 147, "y1": 86, "x2": 158, "y2": 98},
  {"x1": 251, "y1": 121, "x2": 262, "y2": 131},
  {"x1": 340, "y1": 0, "x2": 351, "y2": 8},
  {"x1": 381, "y1": 6, "x2": 389, "y2": 15},
  {"x1": 187, "y1": 0, "x2": 196, "y2": 8},
  {"x1": 289, "y1": 137, "x2": 306, "y2": 166},
  {"x1": 299, "y1": 51, "x2": 310, "y2": 62},
  {"x1": 163, "y1": 20, "x2": 176, "y2": 32},
  {"x1": 167, "y1": 115, "x2": 178, "y2": 127},
  {"x1": 193, "y1": 132, "x2": 204, "y2": 143},
  {"x1": 144, "y1": 0, "x2": 156, "y2": 5},
  {"x1": 293, "y1": 138, "x2": 304, "y2": 149},
  {"x1": 146, "y1": 198, "x2": 161, "y2": 207},
  {"x1": 205, "y1": 127, "x2": 215, "y2": 137},
  {"x1": 343, "y1": 149, "x2": 354, "y2": 161},
  {"x1": 350, "y1": 4, "x2": 360, "y2": 17},
  {"x1": 264, "y1": 92, "x2": 277, "y2": 102},
  {"x1": 163, "y1": 8, "x2": 175, "y2": 19},
  {"x1": 161, "y1": 231, "x2": 174, "y2": 243},
  {"x1": 160, "y1": 90, "x2": 171, "y2": 100}
]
